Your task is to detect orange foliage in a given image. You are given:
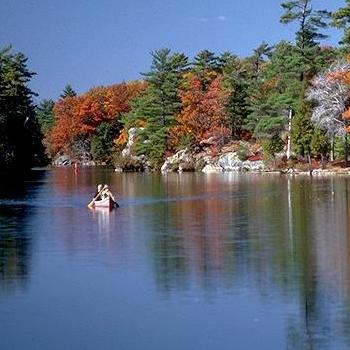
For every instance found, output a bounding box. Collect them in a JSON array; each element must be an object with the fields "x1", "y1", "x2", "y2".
[
  {"x1": 326, "y1": 56, "x2": 350, "y2": 131},
  {"x1": 47, "y1": 81, "x2": 145, "y2": 154},
  {"x1": 115, "y1": 129, "x2": 129, "y2": 146},
  {"x1": 170, "y1": 74, "x2": 229, "y2": 148}
]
